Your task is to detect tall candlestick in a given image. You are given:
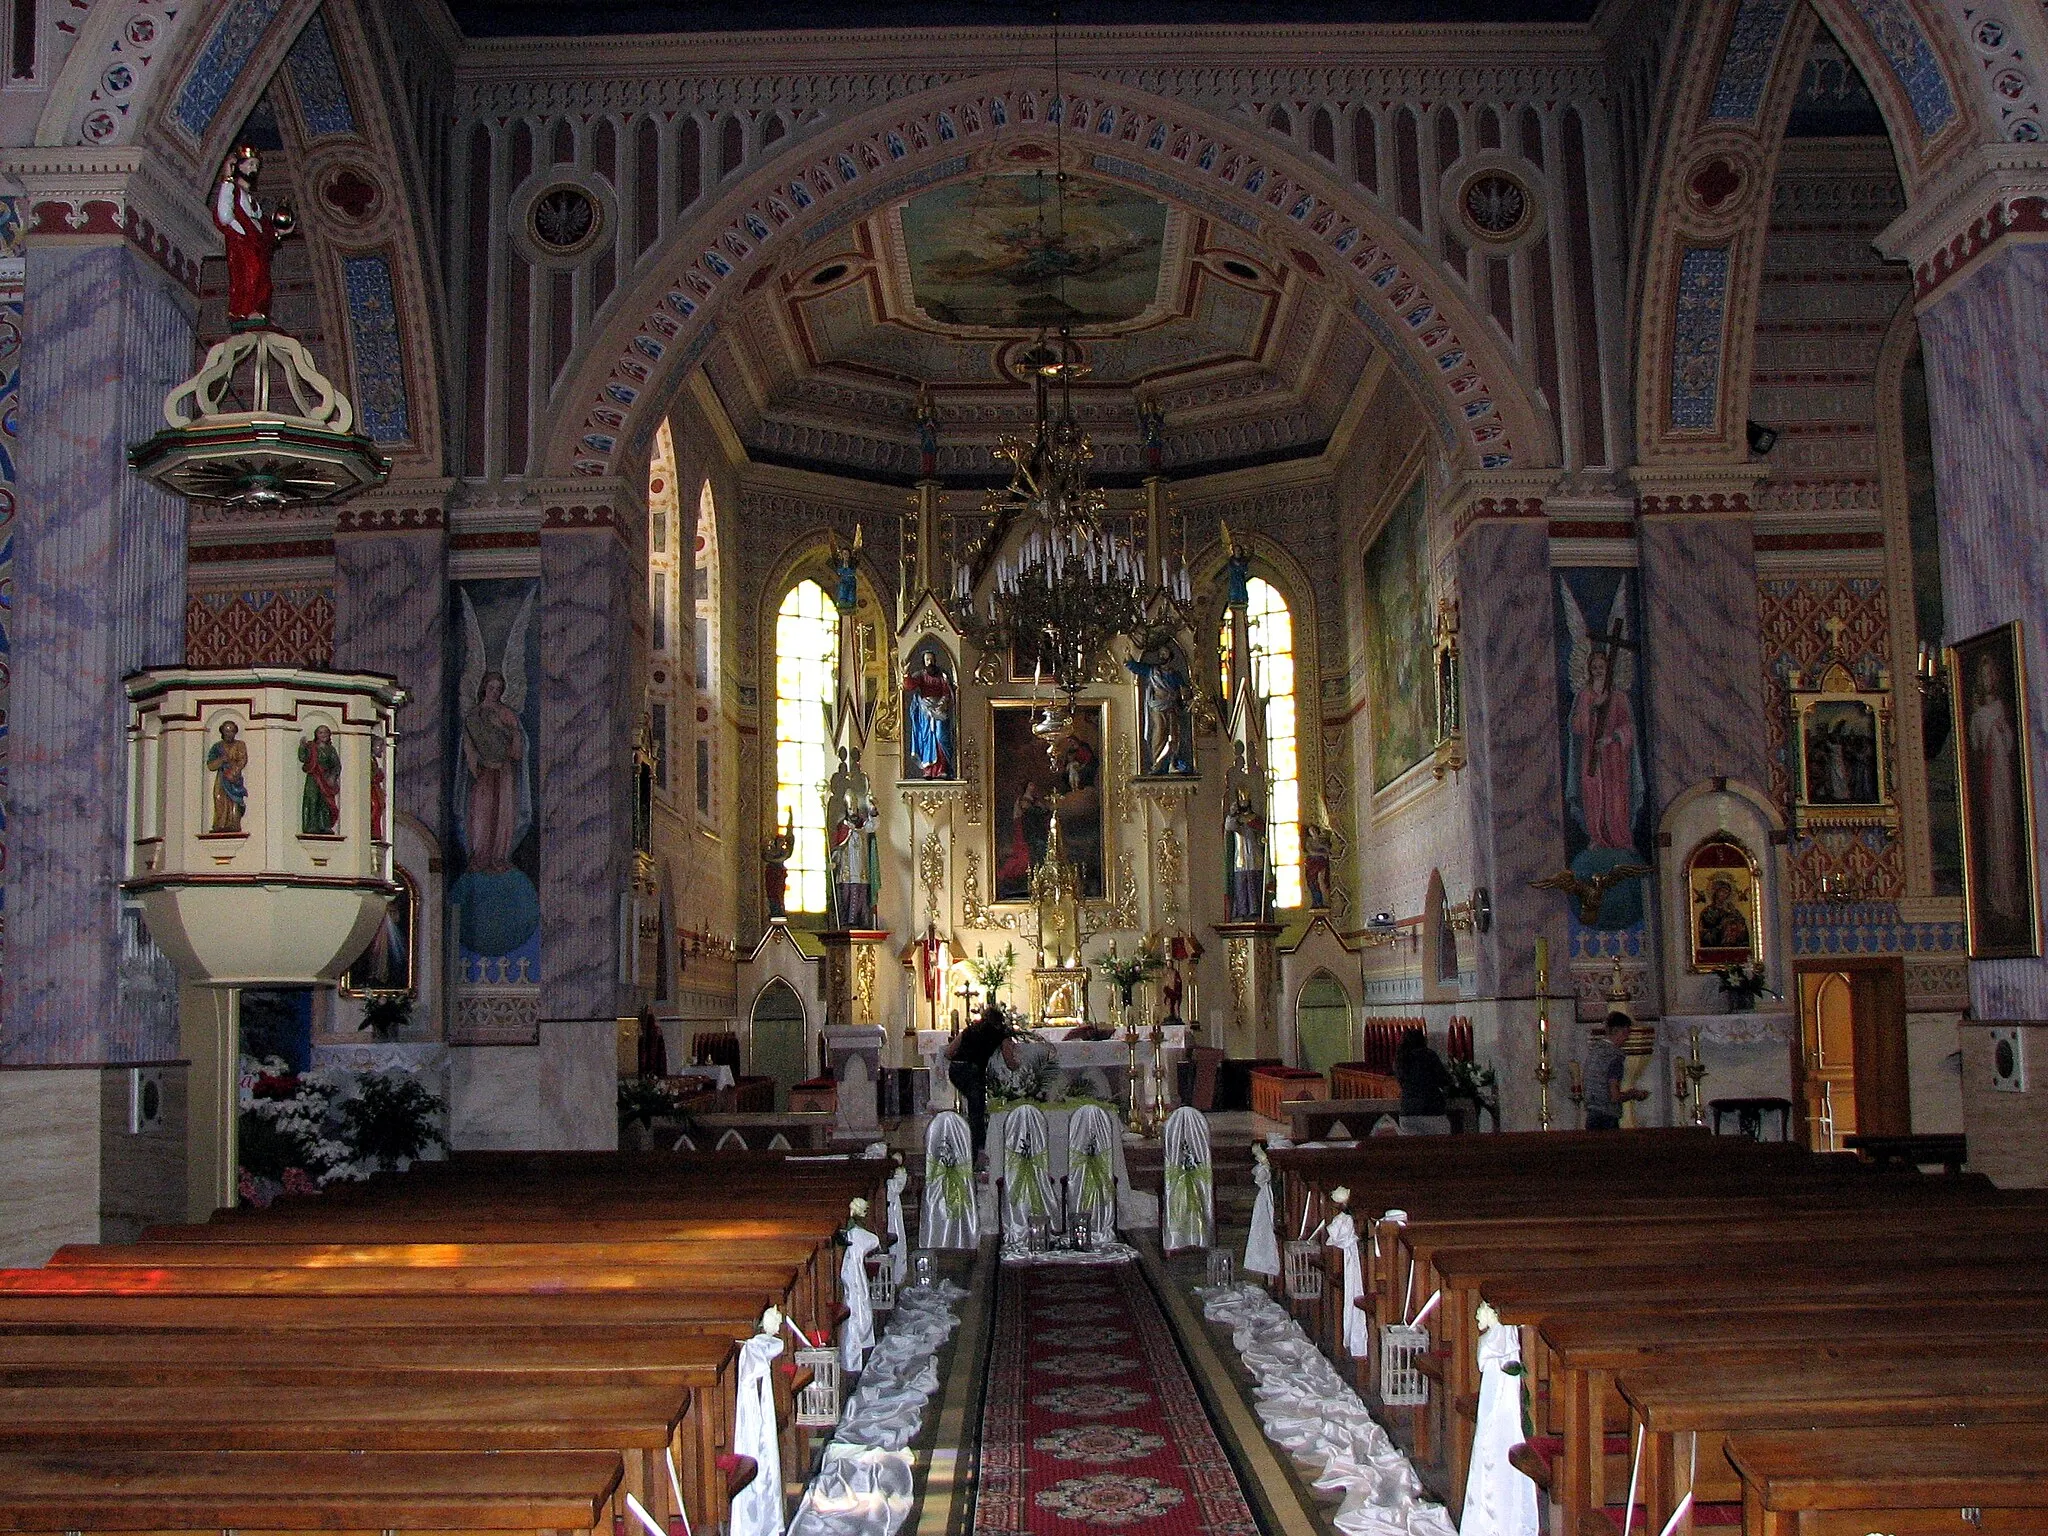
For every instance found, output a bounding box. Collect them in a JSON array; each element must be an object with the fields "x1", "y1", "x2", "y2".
[{"x1": 1534, "y1": 938, "x2": 1554, "y2": 1132}]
